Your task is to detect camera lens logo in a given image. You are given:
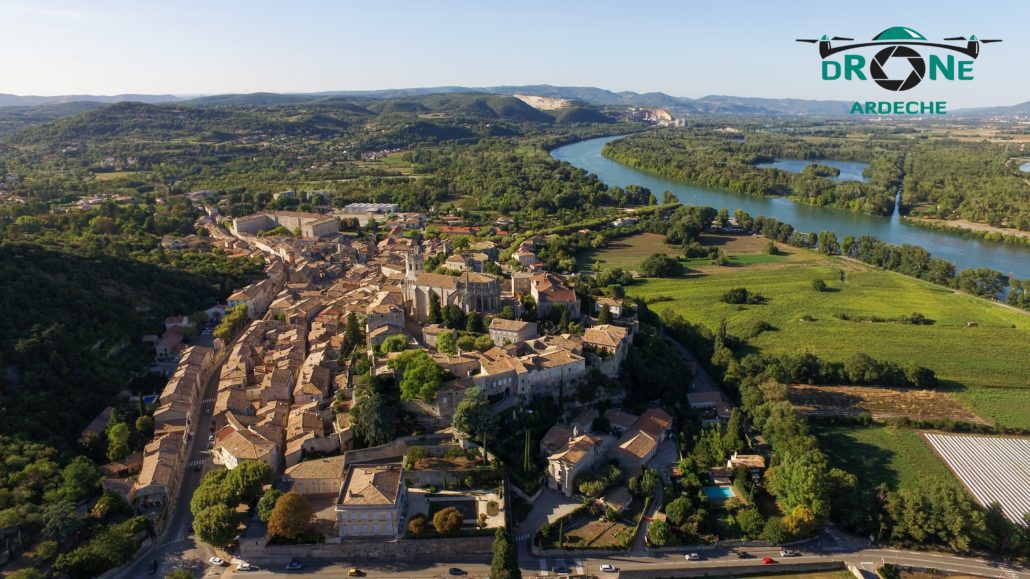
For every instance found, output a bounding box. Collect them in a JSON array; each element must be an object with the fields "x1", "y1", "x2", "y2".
[
  {"x1": 797, "y1": 26, "x2": 1000, "y2": 92},
  {"x1": 871, "y1": 45, "x2": 925, "y2": 91}
]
